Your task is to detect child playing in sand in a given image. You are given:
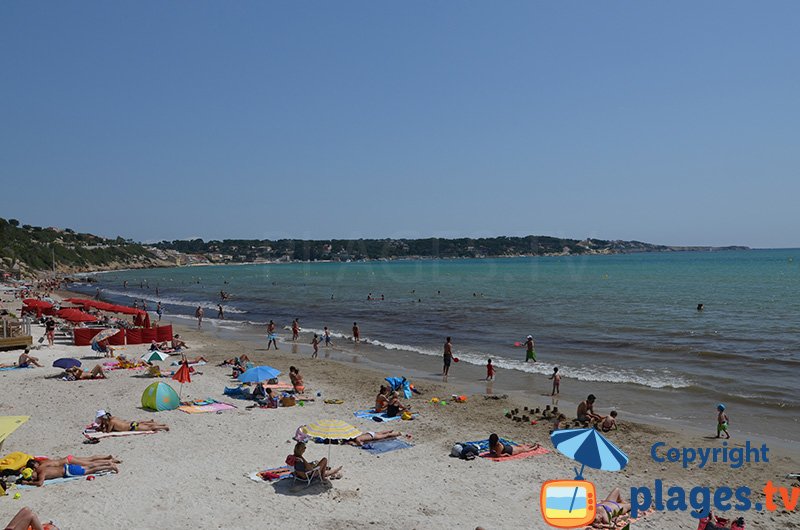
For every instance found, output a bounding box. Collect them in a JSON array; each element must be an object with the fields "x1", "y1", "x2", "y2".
[
  {"x1": 486, "y1": 358, "x2": 495, "y2": 381},
  {"x1": 549, "y1": 367, "x2": 560, "y2": 395},
  {"x1": 716, "y1": 404, "x2": 730, "y2": 439},
  {"x1": 552, "y1": 413, "x2": 567, "y2": 432},
  {"x1": 600, "y1": 411, "x2": 618, "y2": 432}
]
